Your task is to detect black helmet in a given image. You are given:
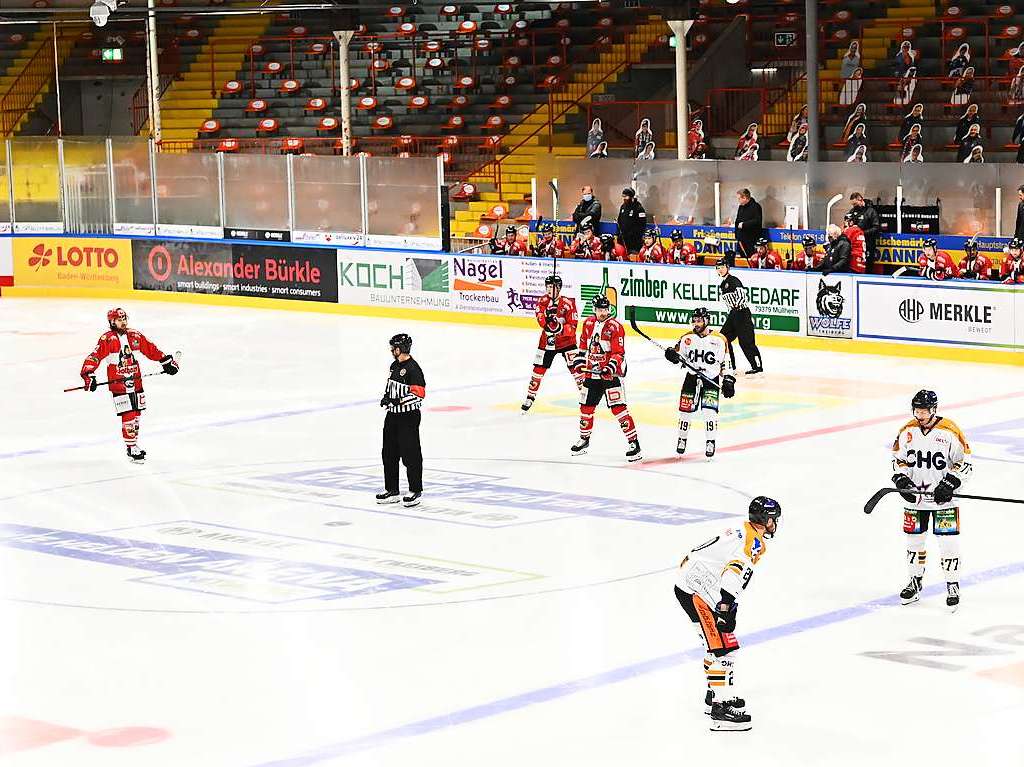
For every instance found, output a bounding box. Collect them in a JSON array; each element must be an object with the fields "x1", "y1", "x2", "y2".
[
  {"x1": 911, "y1": 389, "x2": 938, "y2": 411},
  {"x1": 600, "y1": 233, "x2": 615, "y2": 245},
  {"x1": 621, "y1": 187, "x2": 635, "y2": 198},
  {"x1": 748, "y1": 496, "x2": 782, "y2": 536},
  {"x1": 670, "y1": 228, "x2": 683, "y2": 241},
  {"x1": 715, "y1": 256, "x2": 729, "y2": 267},
  {"x1": 544, "y1": 274, "x2": 563, "y2": 288},
  {"x1": 802, "y1": 235, "x2": 817, "y2": 247},
  {"x1": 923, "y1": 237, "x2": 937, "y2": 249},
  {"x1": 644, "y1": 227, "x2": 659, "y2": 239},
  {"x1": 692, "y1": 306, "x2": 711, "y2": 323},
  {"x1": 756, "y1": 236, "x2": 769, "y2": 247},
  {"x1": 504, "y1": 225, "x2": 517, "y2": 237},
  {"x1": 592, "y1": 295, "x2": 611, "y2": 310},
  {"x1": 1010, "y1": 237, "x2": 1023, "y2": 250},
  {"x1": 540, "y1": 222, "x2": 554, "y2": 234},
  {"x1": 964, "y1": 237, "x2": 978, "y2": 254},
  {"x1": 580, "y1": 222, "x2": 594, "y2": 233},
  {"x1": 389, "y1": 333, "x2": 412, "y2": 354}
]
